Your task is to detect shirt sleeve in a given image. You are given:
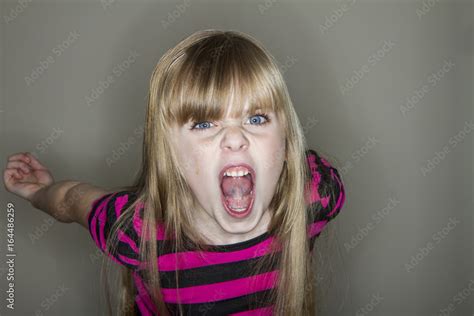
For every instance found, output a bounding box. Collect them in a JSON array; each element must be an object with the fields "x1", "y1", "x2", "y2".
[
  {"x1": 305, "y1": 149, "x2": 346, "y2": 248},
  {"x1": 87, "y1": 190, "x2": 142, "y2": 270}
]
